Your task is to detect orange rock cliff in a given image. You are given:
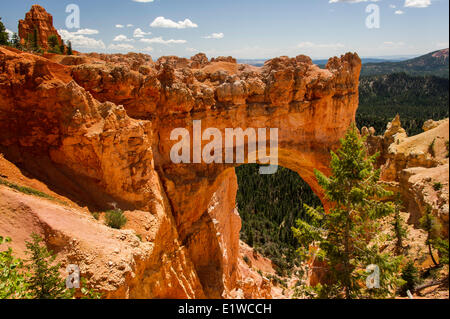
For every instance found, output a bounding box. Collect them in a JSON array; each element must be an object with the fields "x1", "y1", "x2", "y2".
[{"x1": 0, "y1": 6, "x2": 363, "y2": 298}]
